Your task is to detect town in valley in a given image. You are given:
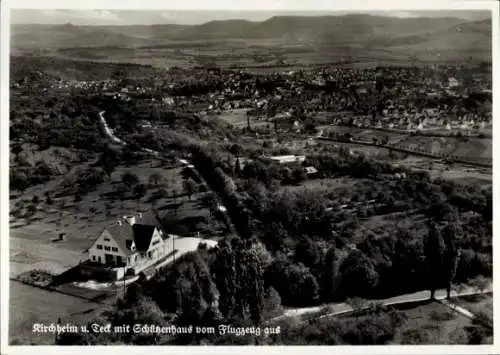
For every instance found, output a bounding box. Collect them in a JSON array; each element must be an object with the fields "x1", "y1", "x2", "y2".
[{"x1": 7, "y1": 8, "x2": 494, "y2": 346}]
